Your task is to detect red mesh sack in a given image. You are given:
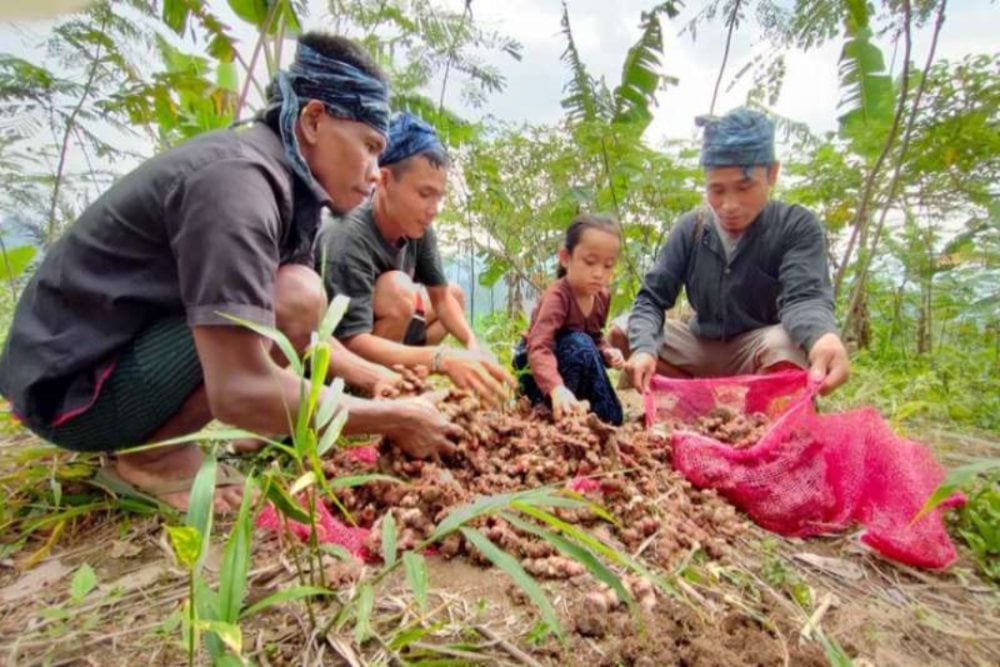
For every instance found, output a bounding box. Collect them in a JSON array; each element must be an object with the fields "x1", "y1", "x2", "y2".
[
  {"x1": 647, "y1": 370, "x2": 963, "y2": 569},
  {"x1": 255, "y1": 445, "x2": 382, "y2": 561},
  {"x1": 257, "y1": 498, "x2": 373, "y2": 560}
]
